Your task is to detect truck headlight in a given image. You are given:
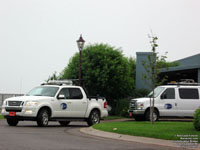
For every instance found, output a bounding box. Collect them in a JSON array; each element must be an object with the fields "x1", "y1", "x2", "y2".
[
  {"x1": 25, "y1": 101, "x2": 38, "y2": 107},
  {"x1": 2, "y1": 100, "x2": 7, "y2": 106},
  {"x1": 136, "y1": 102, "x2": 144, "y2": 109}
]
